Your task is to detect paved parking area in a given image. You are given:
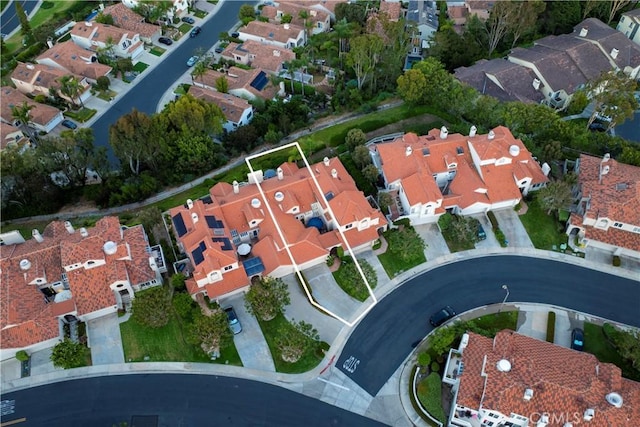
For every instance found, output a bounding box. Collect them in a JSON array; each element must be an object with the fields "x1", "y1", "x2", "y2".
[
  {"x1": 87, "y1": 313, "x2": 125, "y2": 365},
  {"x1": 303, "y1": 264, "x2": 362, "y2": 323},
  {"x1": 493, "y1": 209, "x2": 534, "y2": 248},
  {"x1": 220, "y1": 293, "x2": 275, "y2": 372}
]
